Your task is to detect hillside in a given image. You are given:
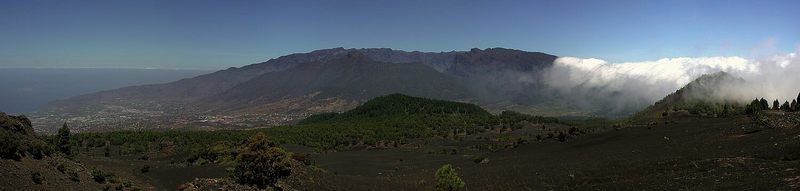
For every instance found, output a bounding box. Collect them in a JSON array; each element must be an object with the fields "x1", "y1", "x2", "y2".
[
  {"x1": 635, "y1": 72, "x2": 746, "y2": 118},
  {"x1": 250, "y1": 94, "x2": 559, "y2": 150},
  {"x1": 36, "y1": 48, "x2": 560, "y2": 132},
  {"x1": 264, "y1": 94, "x2": 501, "y2": 149},
  {"x1": 42, "y1": 48, "x2": 355, "y2": 111},
  {"x1": 1, "y1": 112, "x2": 45, "y2": 159},
  {"x1": 203, "y1": 52, "x2": 472, "y2": 114},
  {"x1": 298, "y1": 93, "x2": 491, "y2": 124},
  {"x1": 0, "y1": 113, "x2": 110, "y2": 190},
  {"x1": 46, "y1": 48, "x2": 555, "y2": 110}
]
